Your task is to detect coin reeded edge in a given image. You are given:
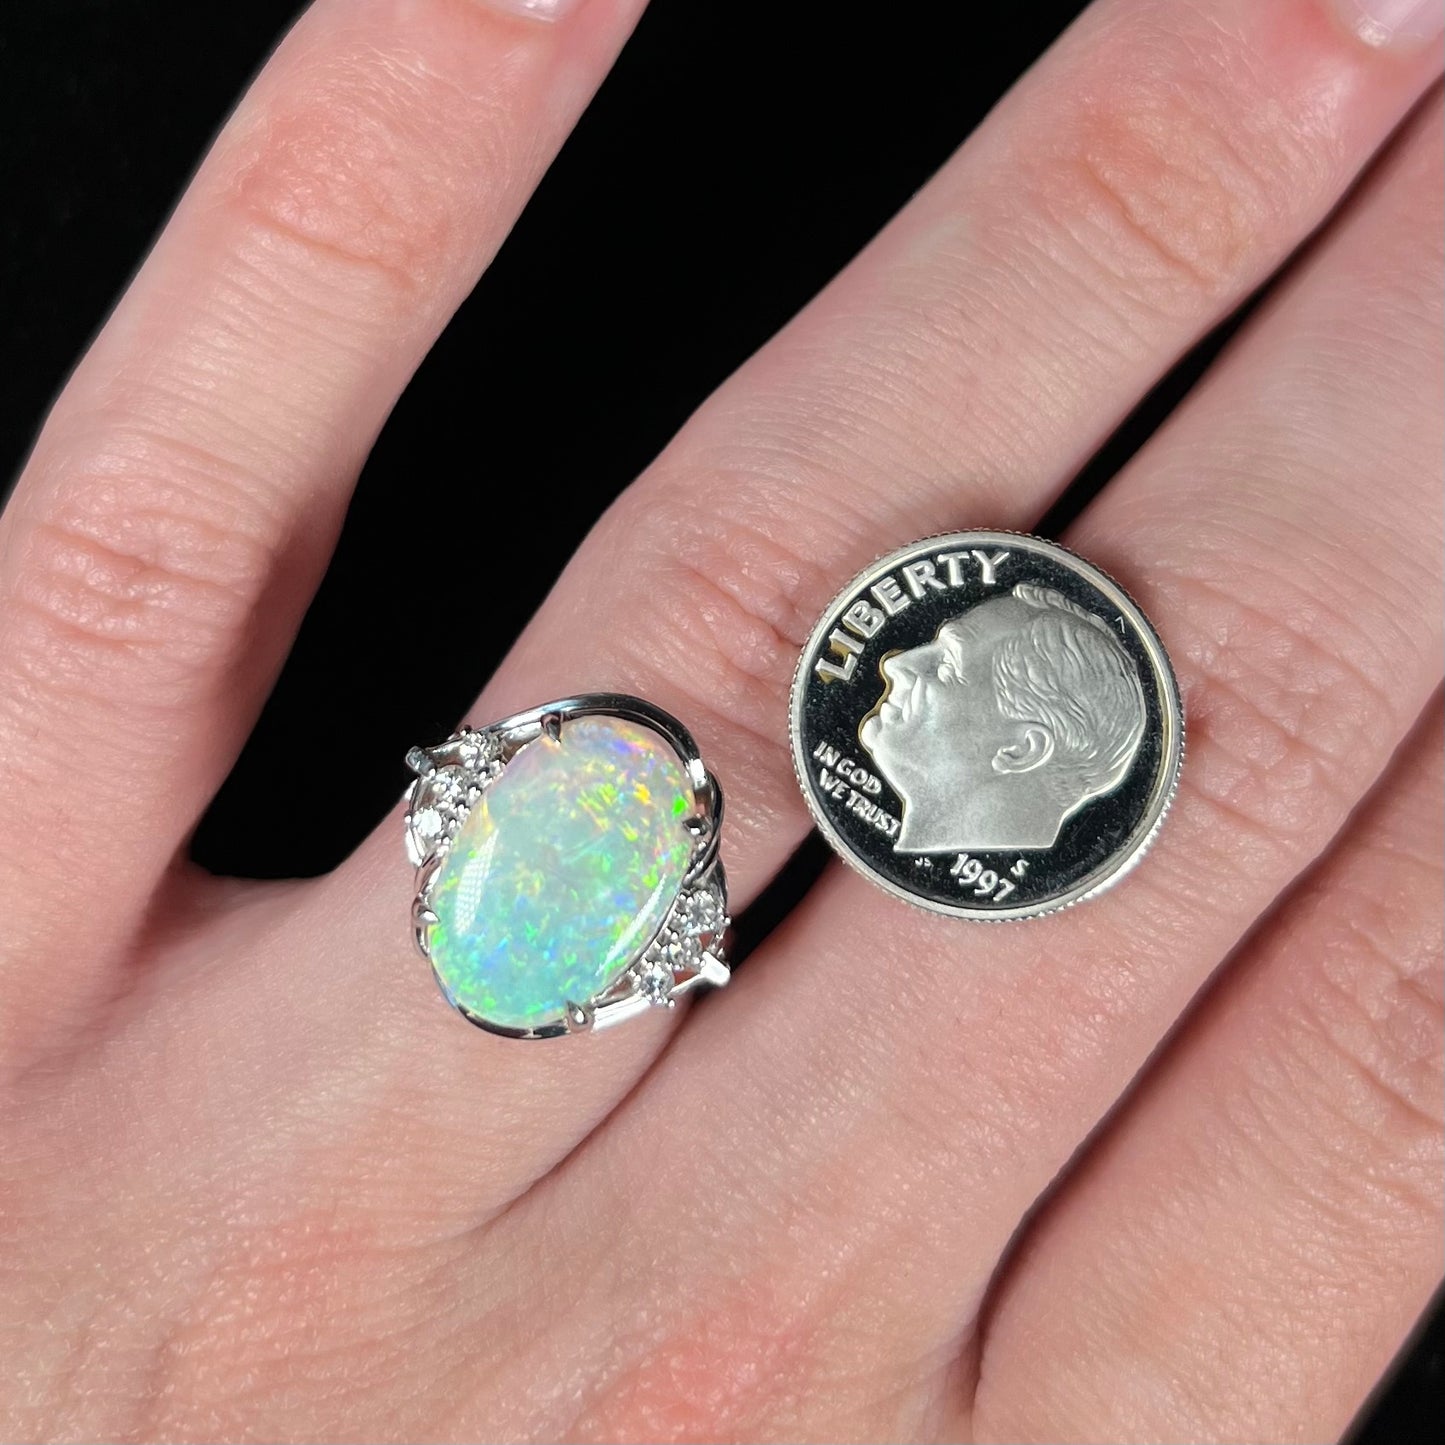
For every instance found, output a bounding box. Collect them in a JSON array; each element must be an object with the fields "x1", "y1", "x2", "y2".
[{"x1": 787, "y1": 529, "x2": 1185, "y2": 922}]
